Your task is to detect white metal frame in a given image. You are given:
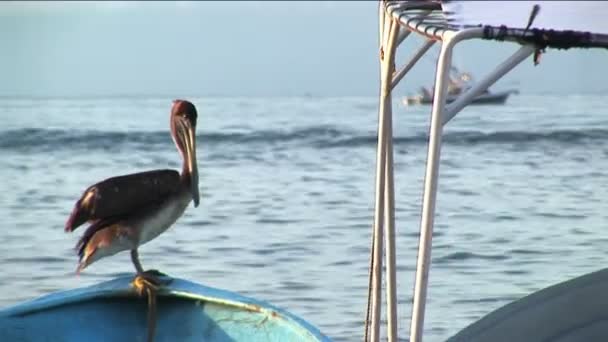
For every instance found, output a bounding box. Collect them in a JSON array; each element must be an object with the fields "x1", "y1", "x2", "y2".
[
  {"x1": 409, "y1": 32, "x2": 533, "y2": 342},
  {"x1": 366, "y1": 1, "x2": 537, "y2": 341}
]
